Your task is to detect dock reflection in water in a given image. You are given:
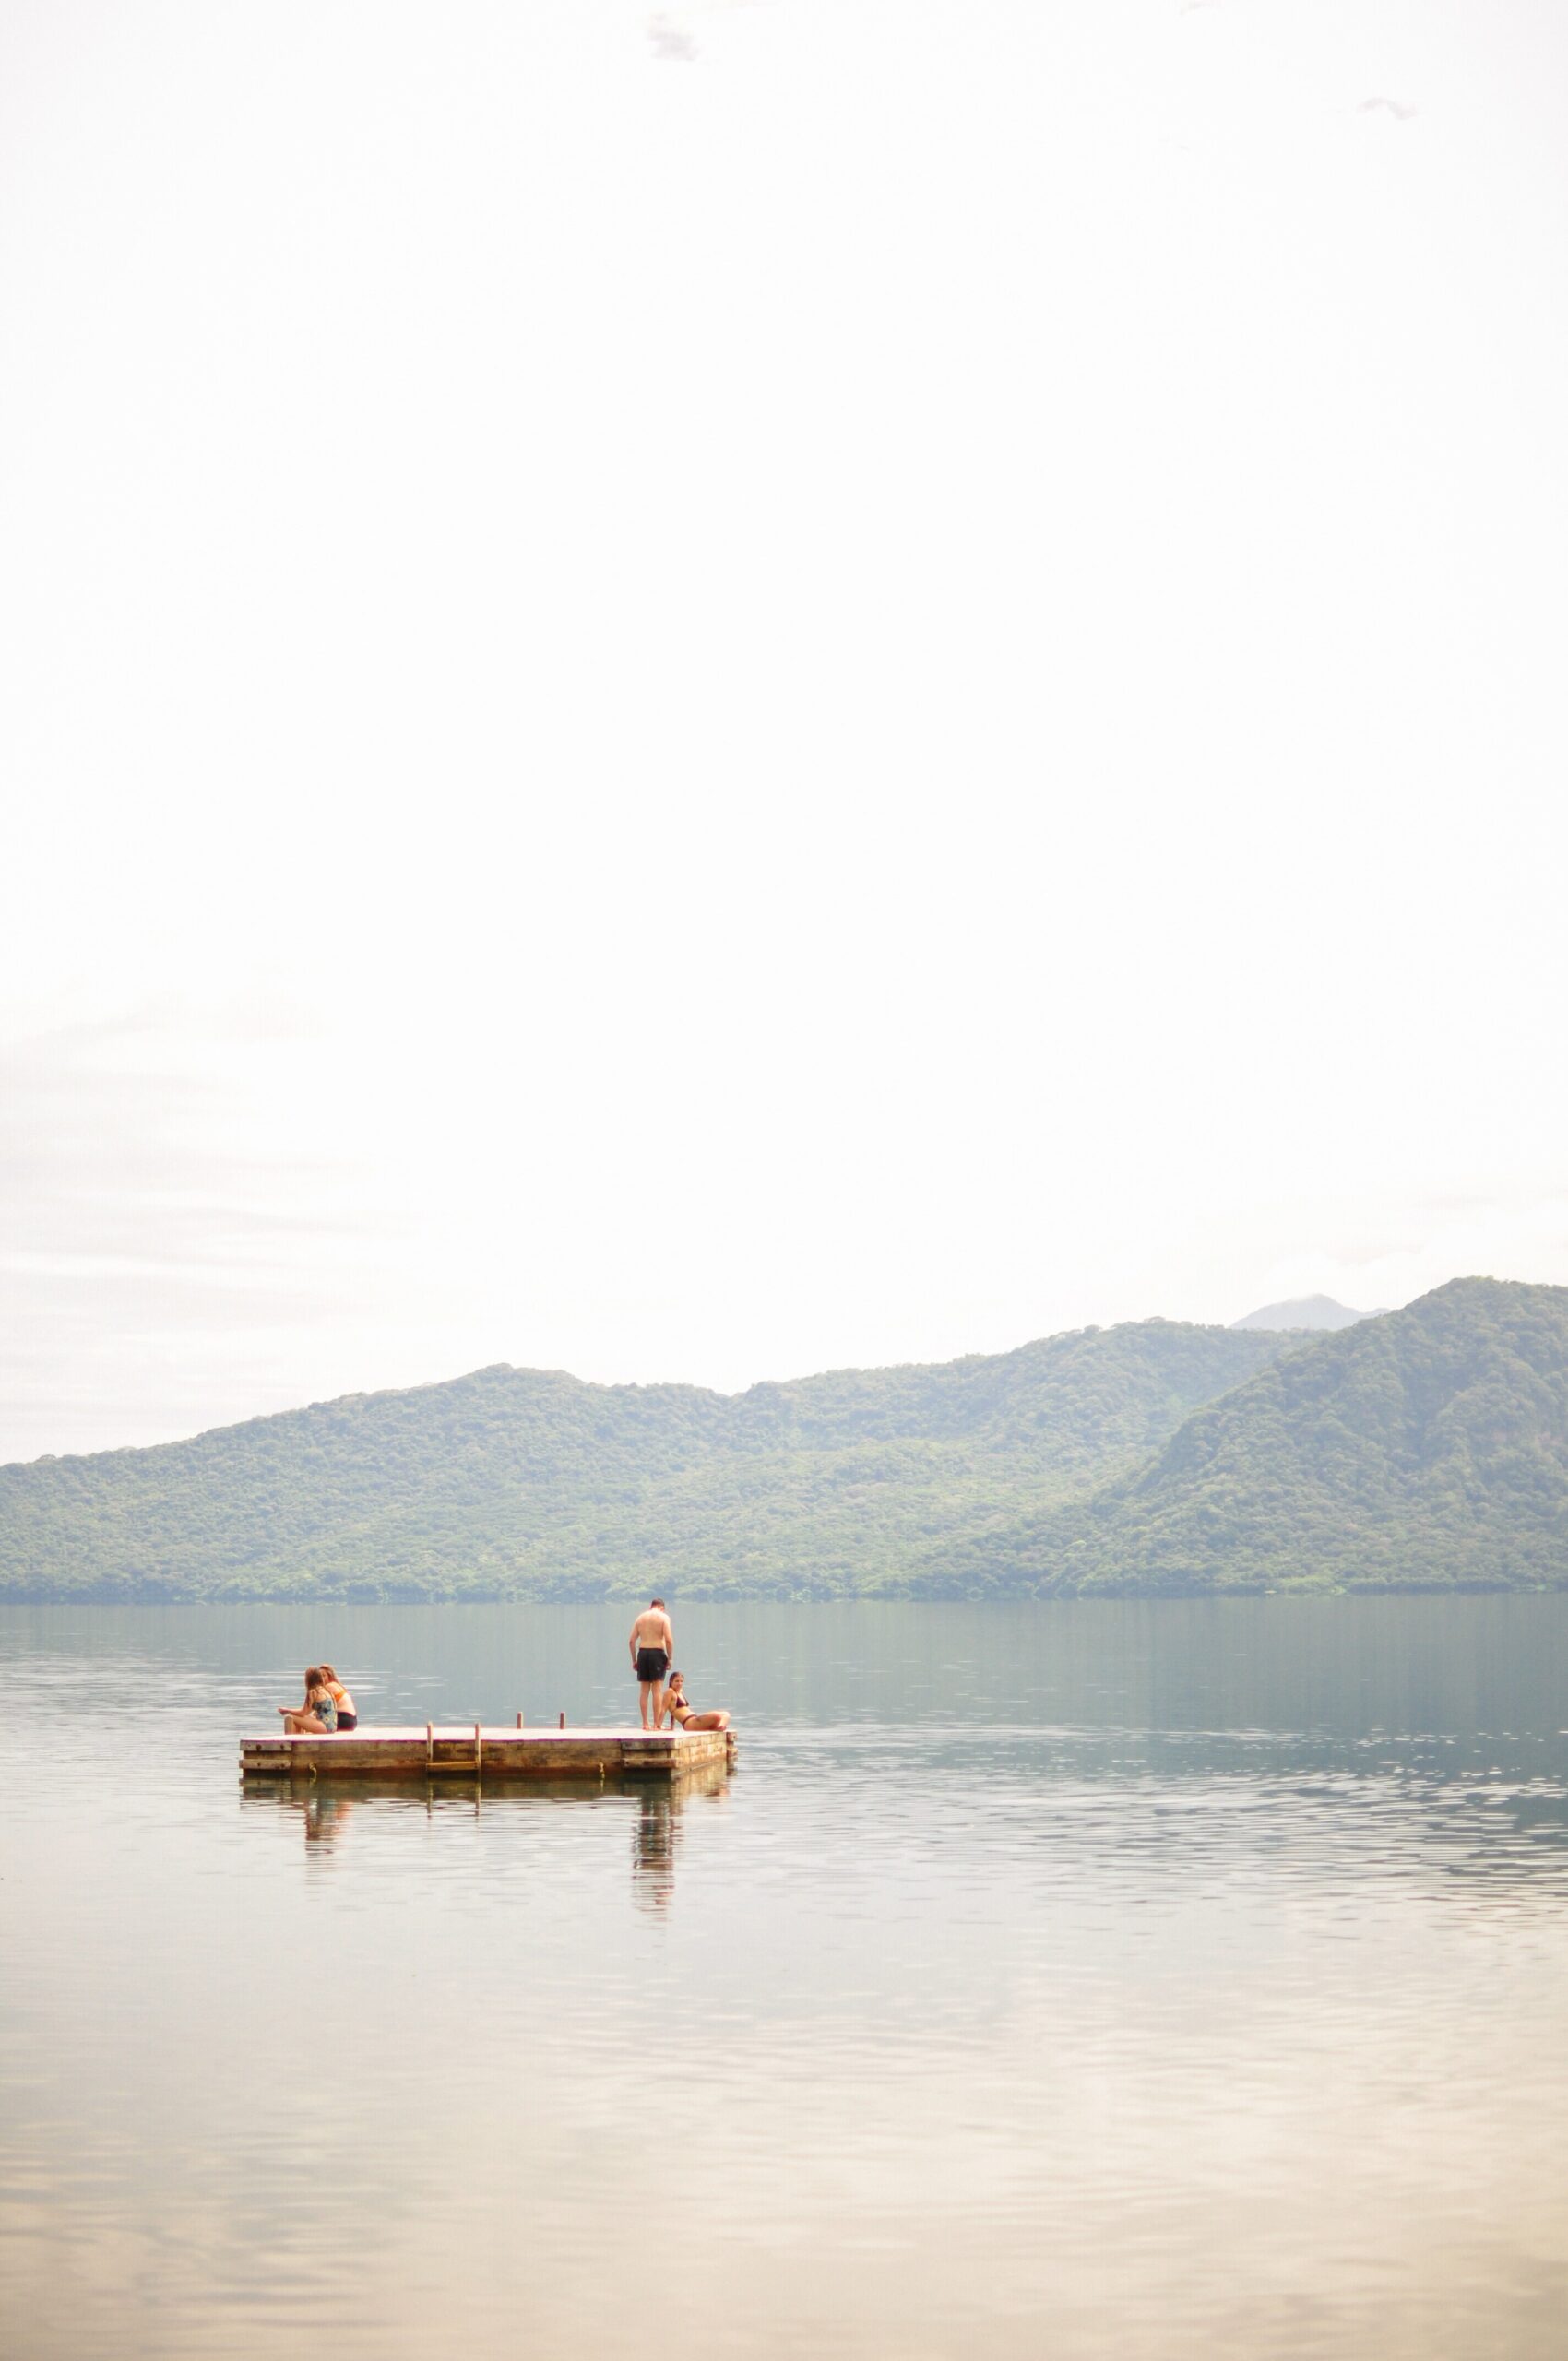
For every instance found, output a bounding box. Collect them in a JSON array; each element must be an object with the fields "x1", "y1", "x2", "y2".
[{"x1": 242, "y1": 1760, "x2": 731, "y2": 1898}]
